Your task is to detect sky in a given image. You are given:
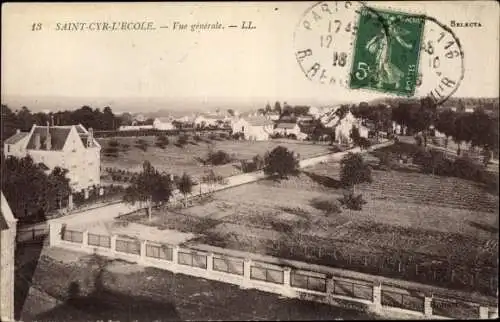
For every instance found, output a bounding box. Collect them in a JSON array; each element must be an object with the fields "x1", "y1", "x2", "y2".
[{"x1": 1, "y1": 1, "x2": 499, "y2": 113}]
